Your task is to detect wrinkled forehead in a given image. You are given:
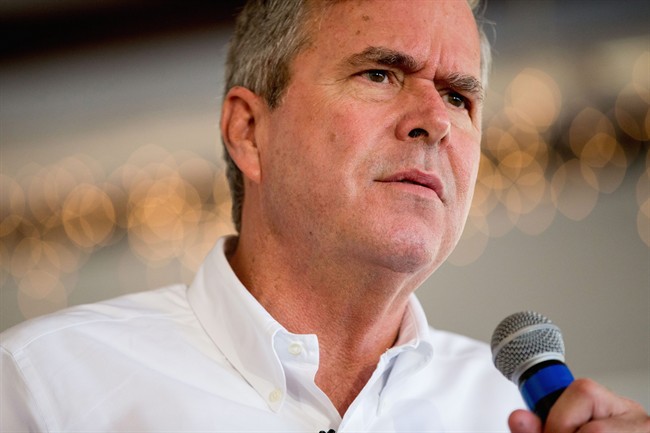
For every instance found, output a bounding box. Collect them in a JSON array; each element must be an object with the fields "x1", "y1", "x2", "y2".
[{"x1": 304, "y1": 0, "x2": 482, "y2": 79}]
